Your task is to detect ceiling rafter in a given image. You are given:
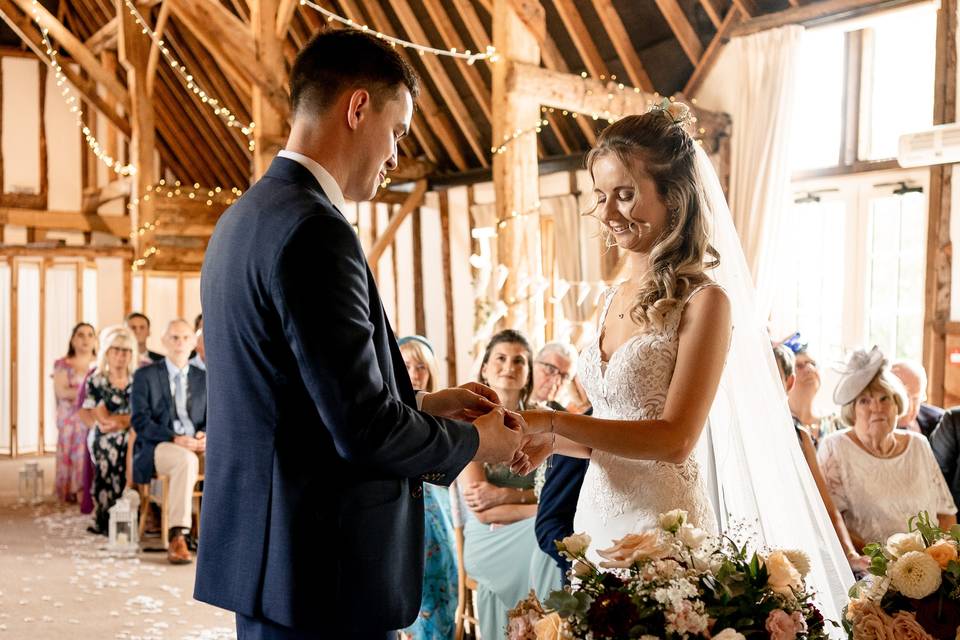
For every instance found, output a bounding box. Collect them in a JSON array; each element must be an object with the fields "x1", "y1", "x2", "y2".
[
  {"x1": 684, "y1": 6, "x2": 741, "y2": 95},
  {"x1": 388, "y1": 0, "x2": 490, "y2": 167},
  {"x1": 589, "y1": 0, "x2": 655, "y2": 91},
  {"x1": 651, "y1": 0, "x2": 705, "y2": 64}
]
